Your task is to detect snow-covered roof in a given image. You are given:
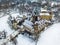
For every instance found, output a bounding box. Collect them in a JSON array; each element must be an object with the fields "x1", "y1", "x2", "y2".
[
  {"x1": 11, "y1": 13, "x2": 23, "y2": 18},
  {"x1": 41, "y1": 8, "x2": 48, "y2": 12},
  {"x1": 24, "y1": 20, "x2": 33, "y2": 26},
  {"x1": 41, "y1": 0, "x2": 47, "y2": 5},
  {"x1": 40, "y1": 13, "x2": 50, "y2": 16}
]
